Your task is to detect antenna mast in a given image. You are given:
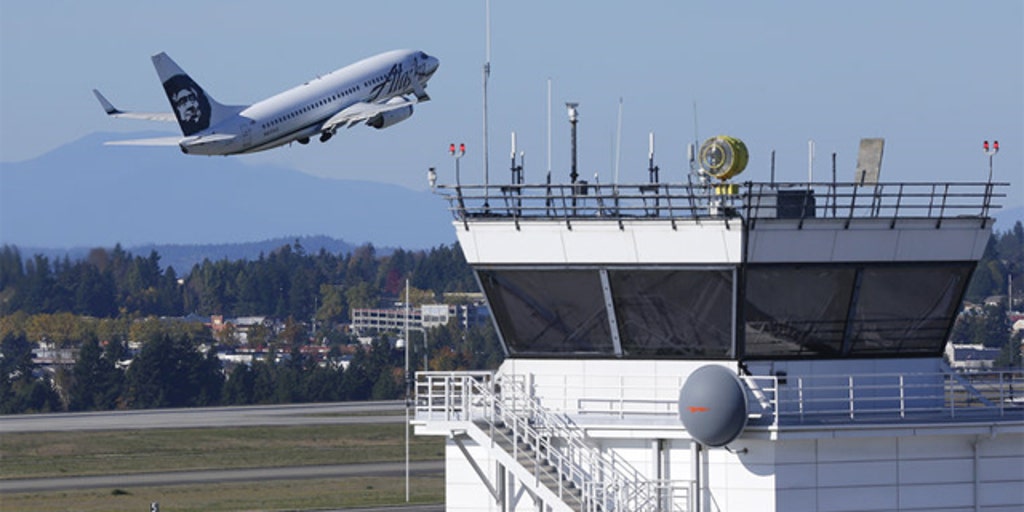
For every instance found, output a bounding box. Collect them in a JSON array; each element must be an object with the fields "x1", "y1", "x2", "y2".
[
  {"x1": 482, "y1": 0, "x2": 491, "y2": 208},
  {"x1": 547, "y1": 78, "x2": 552, "y2": 176},
  {"x1": 614, "y1": 97, "x2": 623, "y2": 184}
]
